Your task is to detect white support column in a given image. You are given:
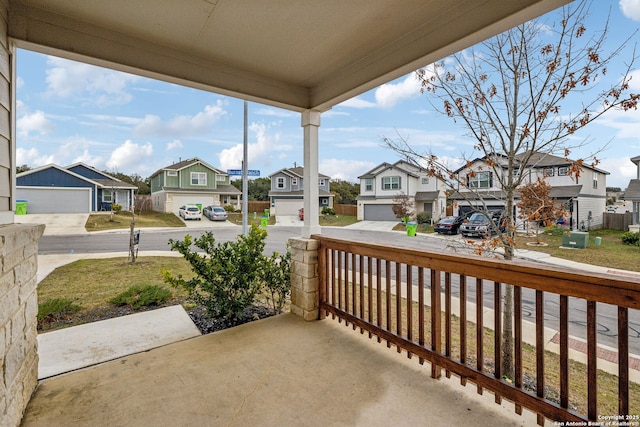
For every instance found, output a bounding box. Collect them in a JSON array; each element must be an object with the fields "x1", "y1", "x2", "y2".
[{"x1": 302, "y1": 110, "x2": 321, "y2": 238}]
